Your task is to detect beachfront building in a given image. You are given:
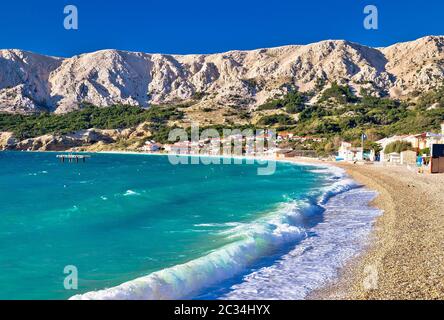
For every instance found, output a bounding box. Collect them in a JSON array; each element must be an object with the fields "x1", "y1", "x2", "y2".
[
  {"x1": 225, "y1": 134, "x2": 244, "y2": 143},
  {"x1": 337, "y1": 141, "x2": 364, "y2": 161},
  {"x1": 163, "y1": 144, "x2": 173, "y2": 152},
  {"x1": 264, "y1": 147, "x2": 286, "y2": 158},
  {"x1": 388, "y1": 152, "x2": 401, "y2": 164},
  {"x1": 171, "y1": 141, "x2": 192, "y2": 154},
  {"x1": 275, "y1": 149, "x2": 296, "y2": 158},
  {"x1": 277, "y1": 132, "x2": 294, "y2": 141},
  {"x1": 245, "y1": 135, "x2": 256, "y2": 156},
  {"x1": 378, "y1": 124, "x2": 444, "y2": 162},
  {"x1": 292, "y1": 136, "x2": 326, "y2": 143},
  {"x1": 410, "y1": 132, "x2": 444, "y2": 151},
  {"x1": 367, "y1": 149, "x2": 376, "y2": 162},
  {"x1": 209, "y1": 138, "x2": 223, "y2": 155},
  {"x1": 139, "y1": 141, "x2": 161, "y2": 152},
  {"x1": 431, "y1": 143, "x2": 444, "y2": 173},
  {"x1": 401, "y1": 150, "x2": 417, "y2": 165},
  {"x1": 377, "y1": 135, "x2": 415, "y2": 162}
]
